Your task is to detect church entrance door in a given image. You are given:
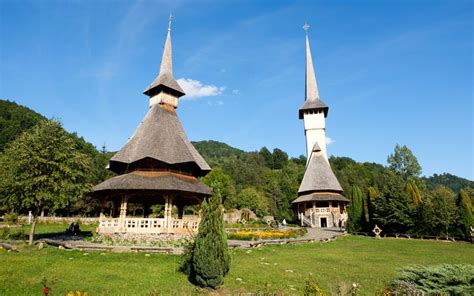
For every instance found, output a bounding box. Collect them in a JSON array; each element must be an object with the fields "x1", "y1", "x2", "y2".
[{"x1": 320, "y1": 217, "x2": 327, "y2": 228}]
